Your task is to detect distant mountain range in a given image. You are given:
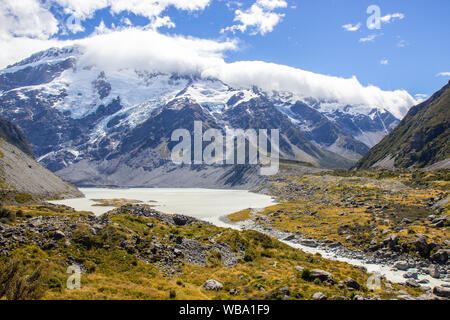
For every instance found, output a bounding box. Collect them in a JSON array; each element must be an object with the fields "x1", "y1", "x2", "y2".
[
  {"x1": 0, "y1": 46, "x2": 410, "y2": 187},
  {"x1": 0, "y1": 118, "x2": 81, "y2": 199},
  {"x1": 355, "y1": 81, "x2": 450, "y2": 170}
]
